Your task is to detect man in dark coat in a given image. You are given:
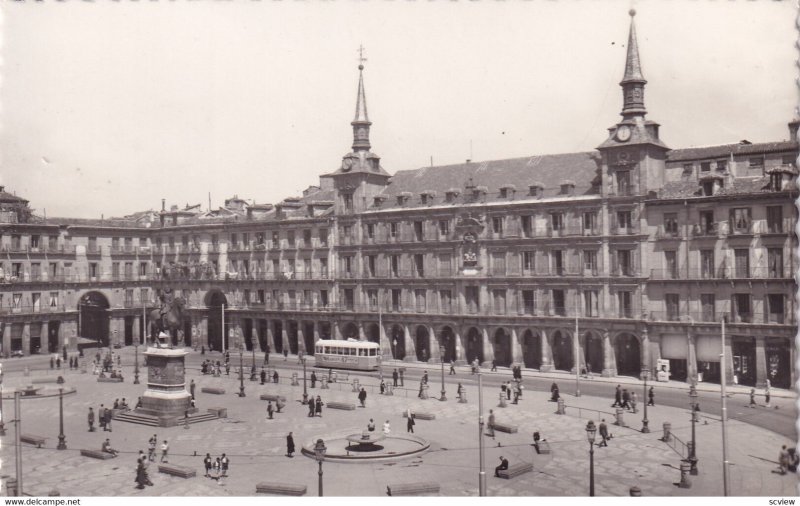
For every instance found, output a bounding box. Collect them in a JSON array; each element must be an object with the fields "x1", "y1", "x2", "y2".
[
  {"x1": 260, "y1": 368, "x2": 267, "y2": 385},
  {"x1": 648, "y1": 386, "x2": 655, "y2": 406},
  {"x1": 494, "y1": 456, "x2": 509, "y2": 477},
  {"x1": 311, "y1": 371, "x2": 317, "y2": 388},
  {"x1": 407, "y1": 413, "x2": 415, "y2": 433},
  {"x1": 273, "y1": 370, "x2": 279, "y2": 383},
  {"x1": 358, "y1": 387, "x2": 367, "y2": 407},
  {"x1": 308, "y1": 397, "x2": 316, "y2": 417},
  {"x1": 189, "y1": 379, "x2": 196, "y2": 399},
  {"x1": 315, "y1": 396, "x2": 323, "y2": 417},
  {"x1": 286, "y1": 432, "x2": 295, "y2": 457},
  {"x1": 621, "y1": 389, "x2": 631, "y2": 410},
  {"x1": 88, "y1": 407, "x2": 95, "y2": 432},
  {"x1": 612, "y1": 385, "x2": 622, "y2": 407},
  {"x1": 392, "y1": 369, "x2": 399, "y2": 387},
  {"x1": 598, "y1": 419, "x2": 609, "y2": 447}
]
